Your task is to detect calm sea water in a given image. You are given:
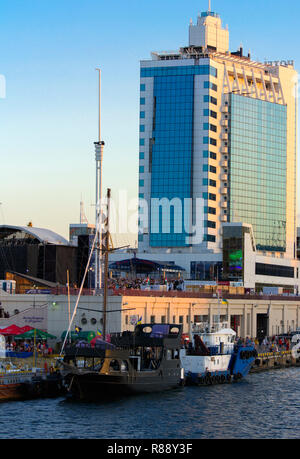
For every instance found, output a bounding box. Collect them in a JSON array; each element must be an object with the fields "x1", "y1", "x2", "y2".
[{"x1": 0, "y1": 368, "x2": 299, "y2": 439}]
